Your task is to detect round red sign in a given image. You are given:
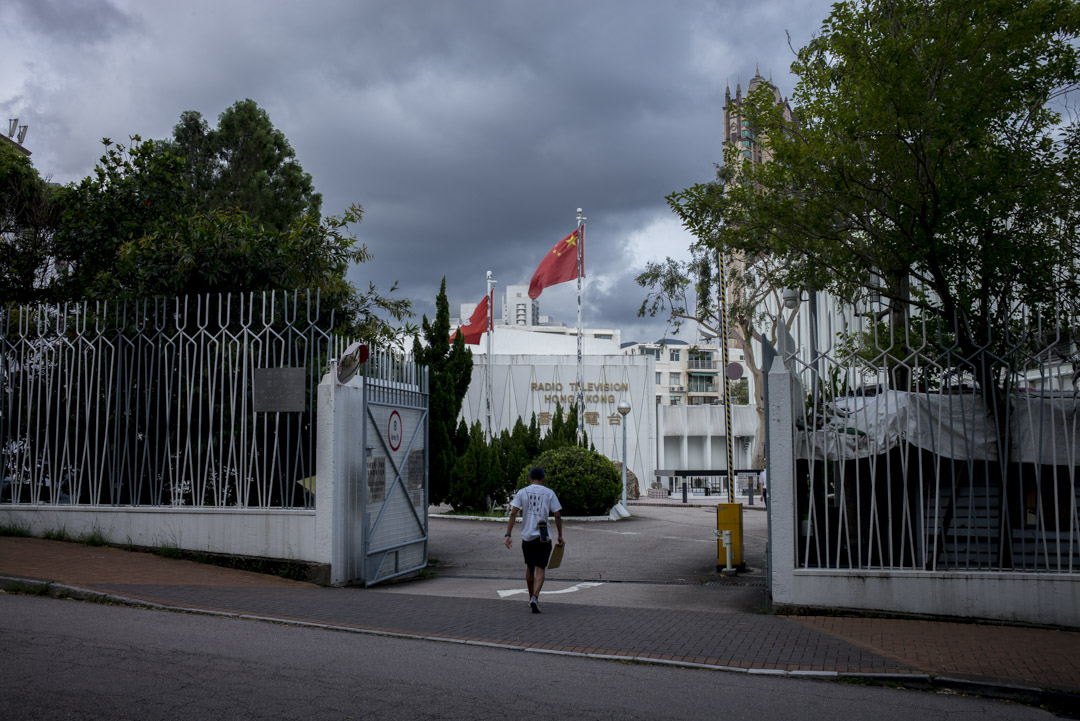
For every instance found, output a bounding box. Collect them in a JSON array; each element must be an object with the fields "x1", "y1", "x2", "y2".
[{"x1": 388, "y1": 410, "x2": 402, "y2": 451}]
